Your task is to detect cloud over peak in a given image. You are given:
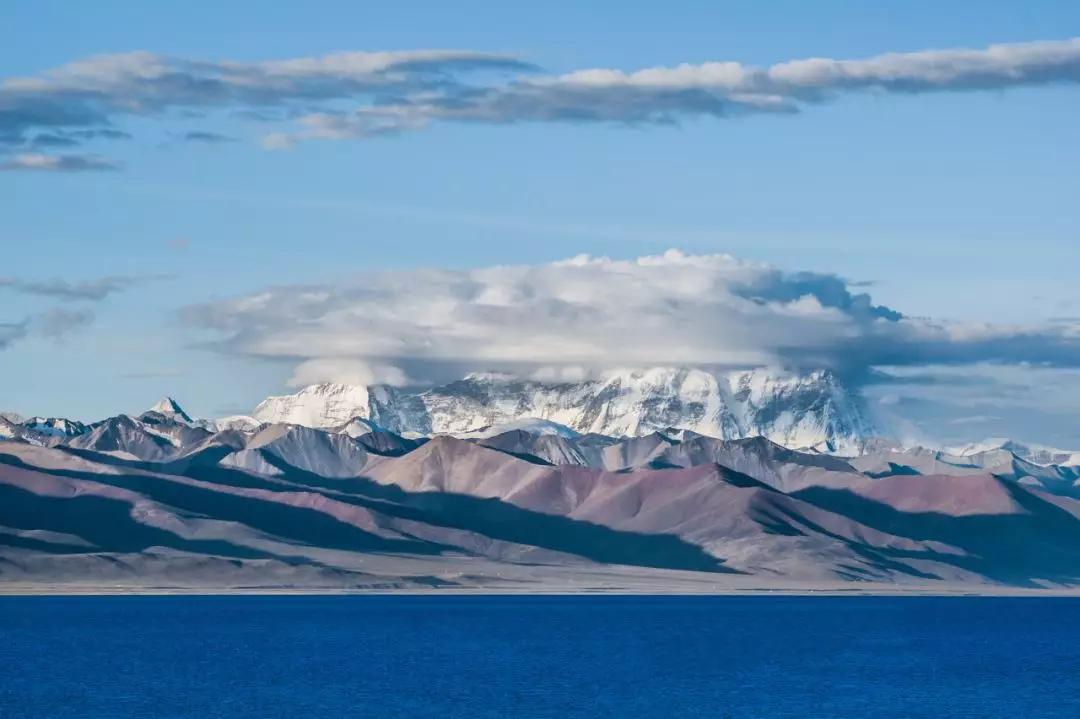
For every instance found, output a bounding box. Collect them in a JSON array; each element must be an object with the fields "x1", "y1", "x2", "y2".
[{"x1": 181, "y1": 250, "x2": 1080, "y2": 386}]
